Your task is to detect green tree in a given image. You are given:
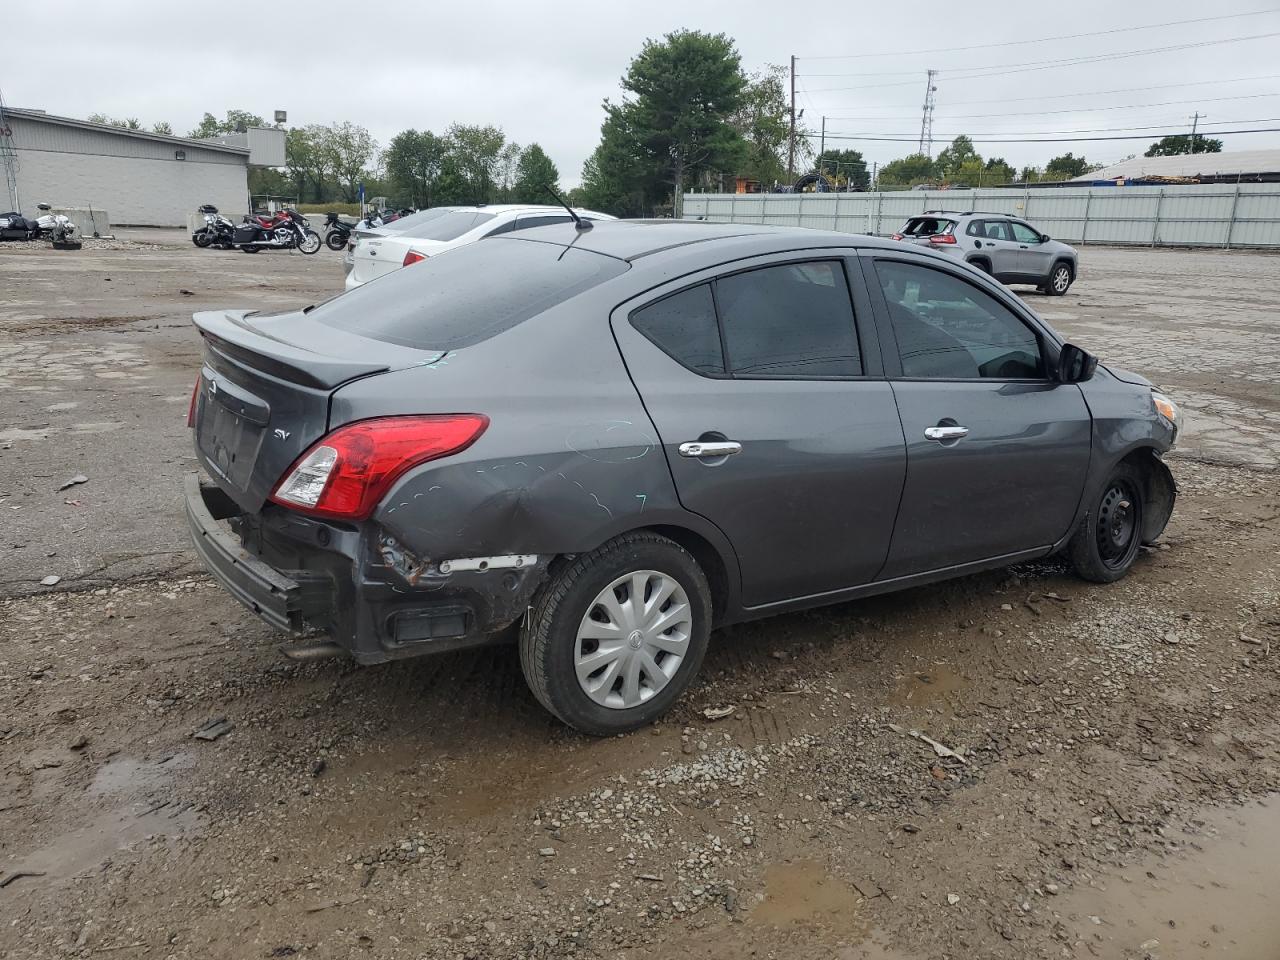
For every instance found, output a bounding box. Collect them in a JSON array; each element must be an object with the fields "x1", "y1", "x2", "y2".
[
  {"x1": 187, "y1": 109, "x2": 270, "y2": 139},
  {"x1": 815, "y1": 148, "x2": 869, "y2": 190},
  {"x1": 383, "y1": 129, "x2": 449, "y2": 207},
  {"x1": 877, "y1": 153, "x2": 937, "y2": 187},
  {"x1": 317, "y1": 121, "x2": 378, "y2": 202},
  {"x1": 495, "y1": 141, "x2": 522, "y2": 202},
  {"x1": 513, "y1": 144, "x2": 559, "y2": 203},
  {"x1": 152, "y1": 121, "x2": 173, "y2": 135},
  {"x1": 615, "y1": 30, "x2": 748, "y2": 212},
  {"x1": 935, "y1": 135, "x2": 979, "y2": 178},
  {"x1": 87, "y1": 113, "x2": 143, "y2": 130},
  {"x1": 1144, "y1": 134, "x2": 1223, "y2": 157},
  {"x1": 445, "y1": 123, "x2": 507, "y2": 202},
  {"x1": 285, "y1": 125, "x2": 330, "y2": 202},
  {"x1": 730, "y1": 64, "x2": 791, "y2": 186},
  {"x1": 1043, "y1": 152, "x2": 1092, "y2": 179},
  {"x1": 577, "y1": 108, "x2": 656, "y2": 217}
]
